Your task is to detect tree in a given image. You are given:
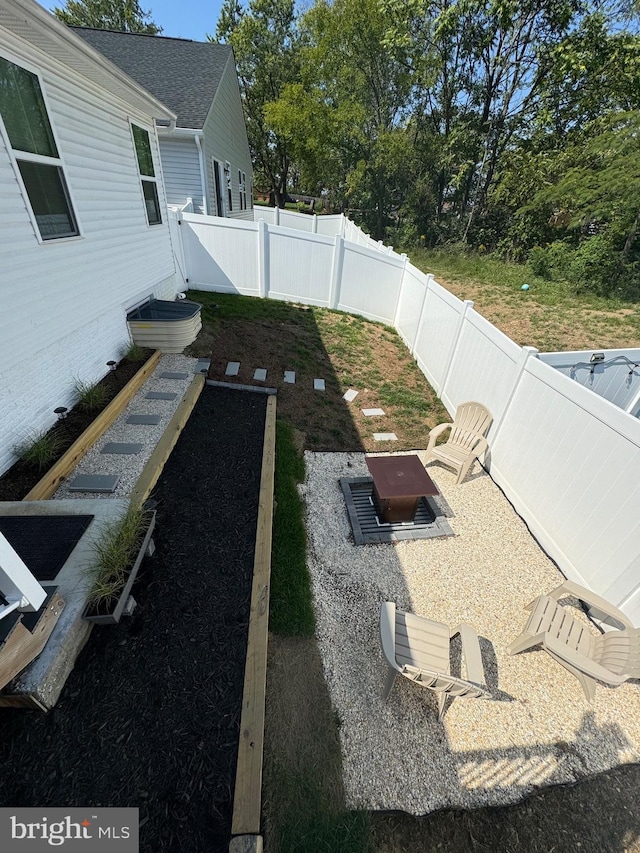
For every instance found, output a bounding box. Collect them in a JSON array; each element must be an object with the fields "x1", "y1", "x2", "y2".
[
  {"x1": 215, "y1": 0, "x2": 299, "y2": 207},
  {"x1": 53, "y1": 0, "x2": 162, "y2": 34}
]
